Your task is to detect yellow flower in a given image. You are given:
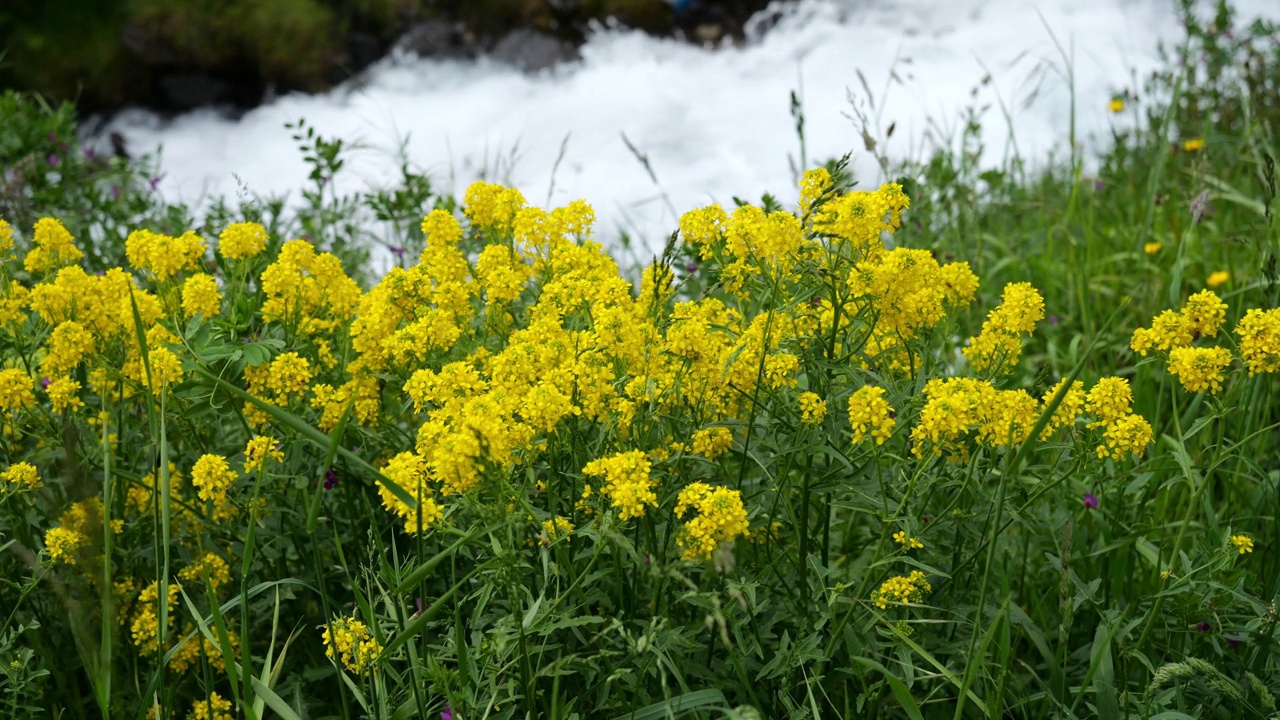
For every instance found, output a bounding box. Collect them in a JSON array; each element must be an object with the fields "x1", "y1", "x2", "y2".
[
  {"x1": 187, "y1": 692, "x2": 234, "y2": 720},
  {"x1": 1, "y1": 462, "x2": 41, "y2": 493},
  {"x1": 1109, "y1": 98, "x2": 1125, "y2": 113},
  {"x1": 244, "y1": 435, "x2": 284, "y2": 473},
  {"x1": 541, "y1": 516, "x2": 574, "y2": 542},
  {"x1": 323, "y1": 615, "x2": 382, "y2": 674},
  {"x1": 892, "y1": 530, "x2": 924, "y2": 551},
  {"x1": 691, "y1": 426, "x2": 733, "y2": 459},
  {"x1": 1096, "y1": 413, "x2": 1153, "y2": 461},
  {"x1": 582, "y1": 450, "x2": 657, "y2": 520},
  {"x1": 464, "y1": 181, "x2": 526, "y2": 234},
  {"x1": 1166, "y1": 346, "x2": 1232, "y2": 393},
  {"x1": 1182, "y1": 138, "x2": 1206, "y2": 152},
  {"x1": 45, "y1": 376, "x2": 84, "y2": 413},
  {"x1": 45, "y1": 526, "x2": 85, "y2": 564},
  {"x1": 0, "y1": 369, "x2": 36, "y2": 413},
  {"x1": 1206, "y1": 270, "x2": 1229, "y2": 289},
  {"x1": 1143, "y1": 242, "x2": 1161, "y2": 255},
  {"x1": 192, "y1": 454, "x2": 238, "y2": 505},
  {"x1": 1230, "y1": 534, "x2": 1254, "y2": 555},
  {"x1": 674, "y1": 482, "x2": 749, "y2": 560},
  {"x1": 181, "y1": 274, "x2": 222, "y2": 318},
  {"x1": 24, "y1": 217, "x2": 84, "y2": 273},
  {"x1": 0, "y1": 217, "x2": 13, "y2": 258},
  {"x1": 1085, "y1": 377, "x2": 1132, "y2": 428},
  {"x1": 218, "y1": 221, "x2": 269, "y2": 260},
  {"x1": 179, "y1": 552, "x2": 232, "y2": 590},
  {"x1": 1236, "y1": 308, "x2": 1280, "y2": 375},
  {"x1": 848, "y1": 385, "x2": 895, "y2": 445},
  {"x1": 872, "y1": 571, "x2": 931, "y2": 609},
  {"x1": 798, "y1": 391, "x2": 826, "y2": 424},
  {"x1": 963, "y1": 282, "x2": 1045, "y2": 373},
  {"x1": 125, "y1": 229, "x2": 206, "y2": 281}
]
